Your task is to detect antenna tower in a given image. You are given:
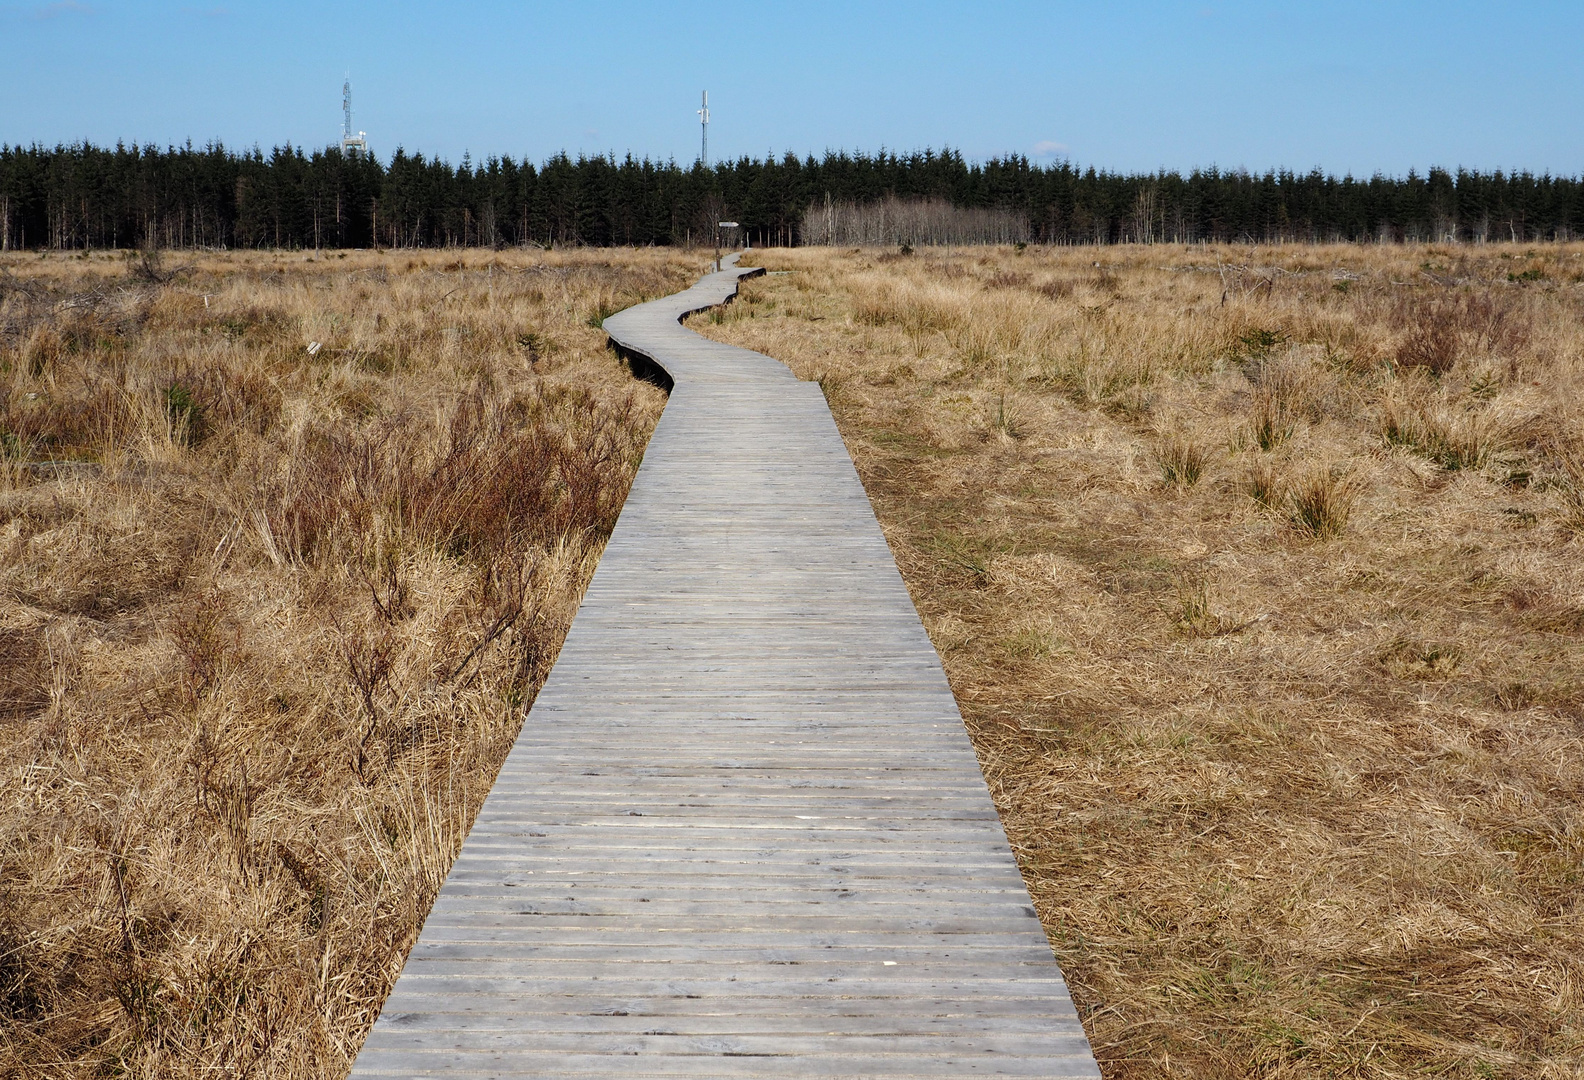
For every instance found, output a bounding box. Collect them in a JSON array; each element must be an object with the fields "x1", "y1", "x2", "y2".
[
  {"x1": 698, "y1": 91, "x2": 709, "y2": 166},
  {"x1": 341, "y1": 77, "x2": 369, "y2": 159}
]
